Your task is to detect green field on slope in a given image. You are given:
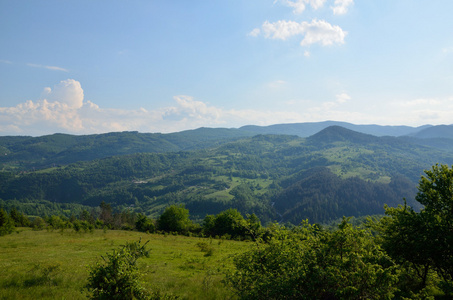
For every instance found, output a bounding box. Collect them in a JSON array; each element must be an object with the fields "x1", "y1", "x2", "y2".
[{"x1": 0, "y1": 228, "x2": 250, "y2": 299}]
